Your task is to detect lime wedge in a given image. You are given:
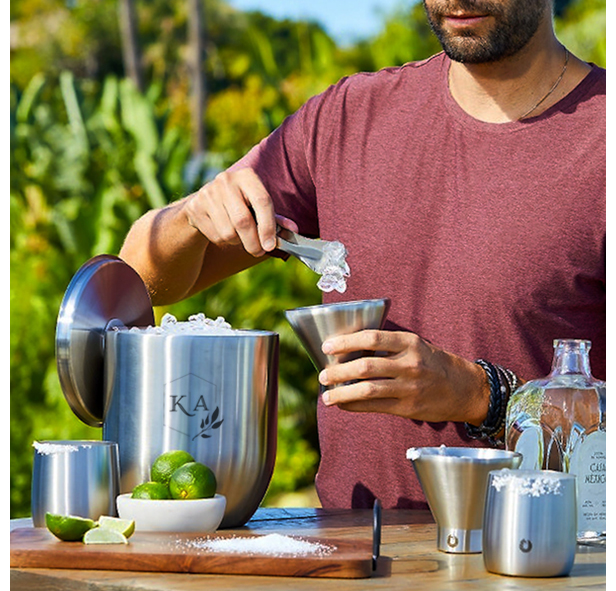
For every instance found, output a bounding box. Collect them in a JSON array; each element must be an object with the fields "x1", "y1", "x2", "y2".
[
  {"x1": 45, "y1": 512, "x2": 97, "y2": 542},
  {"x1": 83, "y1": 527, "x2": 128, "y2": 545},
  {"x1": 97, "y1": 516, "x2": 135, "y2": 539}
]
